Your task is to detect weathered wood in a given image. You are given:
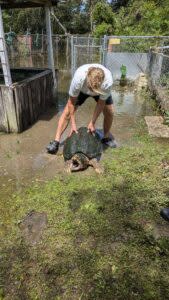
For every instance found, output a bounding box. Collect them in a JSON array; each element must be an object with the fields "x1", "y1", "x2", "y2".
[
  {"x1": 1, "y1": 0, "x2": 58, "y2": 9},
  {"x1": 13, "y1": 86, "x2": 22, "y2": 132},
  {"x1": 0, "y1": 68, "x2": 57, "y2": 133},
  {"x1": 0, "y1": 86, "x2": 8, "y2": 131},
  {"x1": 0, "y1": 86, "x2": 18, "y2": 132}
]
